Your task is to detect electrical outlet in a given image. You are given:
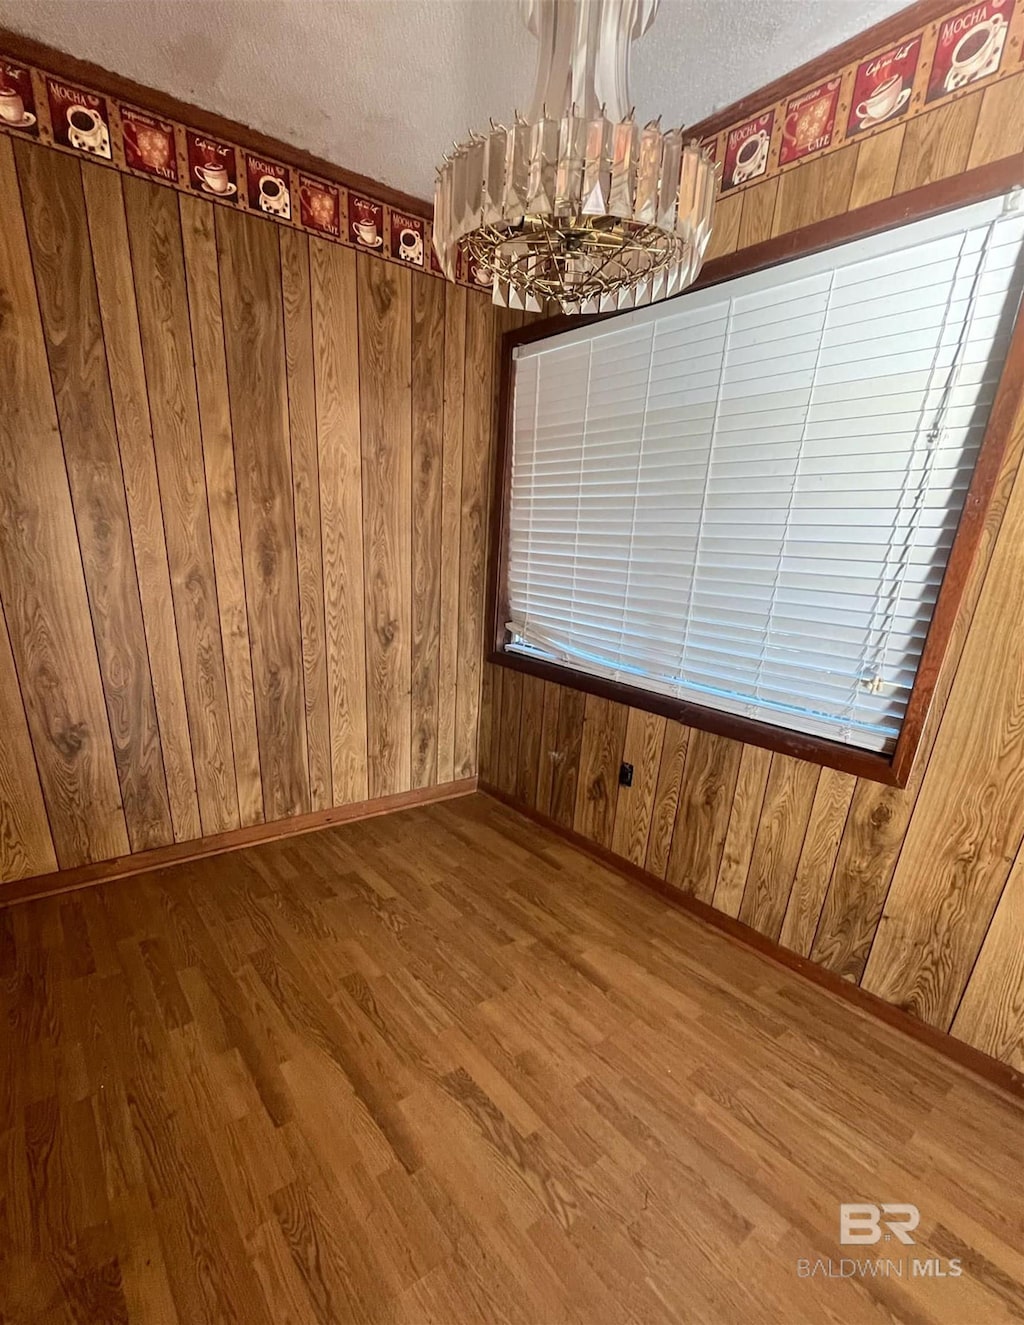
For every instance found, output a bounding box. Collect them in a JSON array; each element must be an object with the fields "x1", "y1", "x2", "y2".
[{"x1": 619, "y1": 762, "x2": 634, "y2": 787}]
